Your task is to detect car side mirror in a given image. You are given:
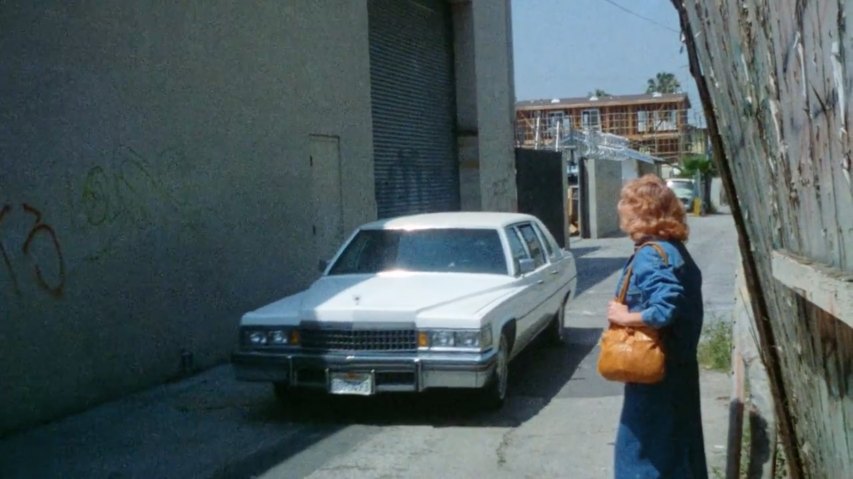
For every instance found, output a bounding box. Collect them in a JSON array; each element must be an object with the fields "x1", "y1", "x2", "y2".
[
  {"x1": 517, "y1": 258, "x2": 536, "y2": 275},
  {"x1": 318, "y1": 259, "x2": 329, "y2": 273}
]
